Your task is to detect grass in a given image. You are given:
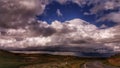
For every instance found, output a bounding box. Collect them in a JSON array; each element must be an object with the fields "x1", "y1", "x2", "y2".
[
  {"x1": 0, "y1": 50, "x2": 120, "y2": 68},
  {"x1": 0, "y1": 50, "x2": 26, "y2": 68}
]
